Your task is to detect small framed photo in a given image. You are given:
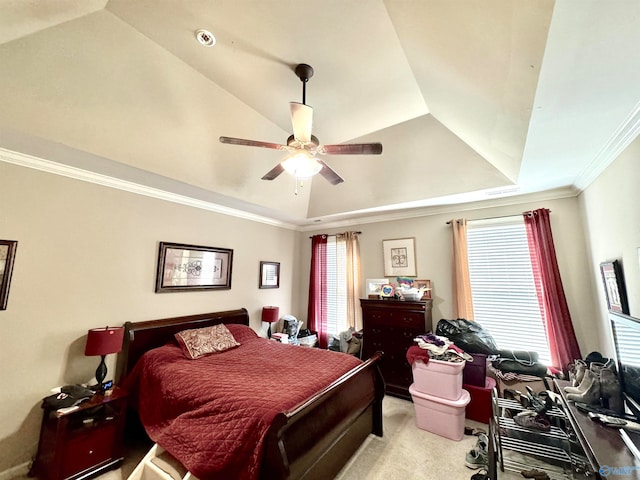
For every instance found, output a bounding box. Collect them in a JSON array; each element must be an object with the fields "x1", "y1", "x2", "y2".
[
  {"x1": 365, "y1": 278, "x2": 388, "y2": 298},
  {"x1": 259, "y1": 261, "x2": 280, "y2": 289},
  {"x1": 413, "y1": 279, "x2": 432, "y2": 300},
  {"x1": 599, "y1": 260, "x2": 629, "y2": 314},
  {"x1": 382, "y1": 237, "x2": 417, "y2": 277},
  {"x1": 0, "y1": 240, "x2": 18, "y2": 310},
  {"x1": 155, "y1": 242, "x2": 233, "y2": 292}
]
